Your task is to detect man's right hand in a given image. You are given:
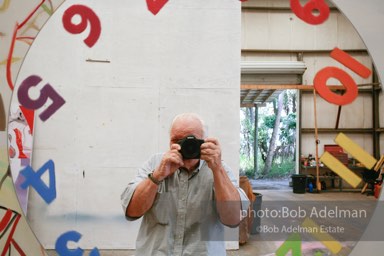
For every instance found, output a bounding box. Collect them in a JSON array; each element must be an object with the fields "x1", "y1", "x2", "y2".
[{"x1": 153, "y1": 144, "x2": 184, "y2": 181}]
